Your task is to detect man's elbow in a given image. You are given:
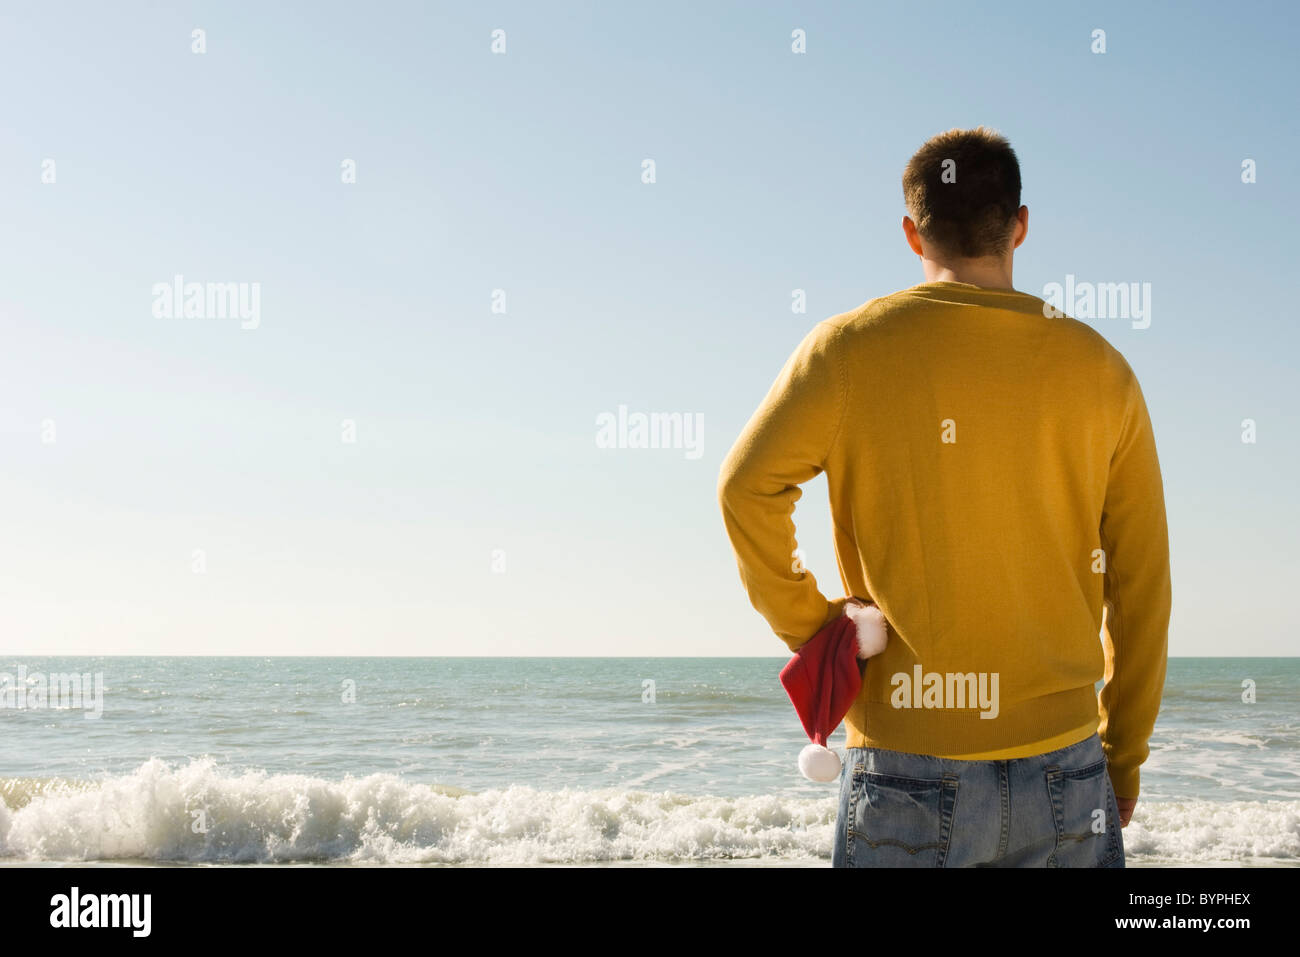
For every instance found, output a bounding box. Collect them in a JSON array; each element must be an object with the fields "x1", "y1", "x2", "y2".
[{"x1": 716, "y1": 452, "x2": 749, "y2": 513}]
